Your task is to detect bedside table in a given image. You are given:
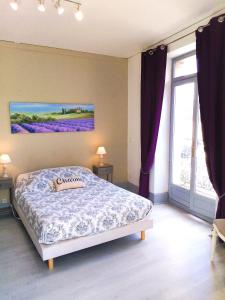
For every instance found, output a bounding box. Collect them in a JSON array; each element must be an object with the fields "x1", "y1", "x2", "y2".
[
  {"x1": 93, "y1": 164, "x2": 113, "y2": 182},
  {"x1": 0, "y1": 177, "x2": 13, "y2": 216}
]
